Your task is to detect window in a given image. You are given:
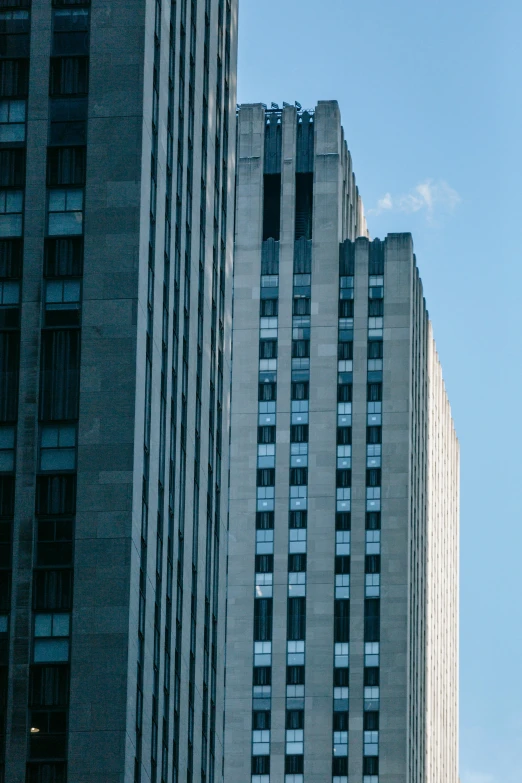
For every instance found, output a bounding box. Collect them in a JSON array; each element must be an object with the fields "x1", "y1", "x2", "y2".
[
  {"x1": 254, "y1": 640, "x2": 271, "y2": 667},
  {"x1": 338, "y1": 298, "x2": 353, "y2": 317},
  {"x1": 262, "y1": 174, "x2": 281, "y2": 241},
  {"x1": 39, "y1": 329, "x2": 80, "y2": 421},
  {"x1": 291, "y1": 381, "x2": 309, "y2": 401},
  {"x1": 333, "y1": 730, "x2": 348, "y2": 757},
  {"x1": 0, "y1": 278, "x2": 20, "y2": 328},
  {"x1": 294, "y1": 173, "x2": 313, "y2": 240},
  {"x1": 334, "y1": 642, "x2": 349, "y2": 668},
  {"x1": 257, "y1": 443, "x2": 275, "y2": 469},
  {"x1": 255, "y1": 572, "x2": 273, "y2": 598},
  {"x1": 337, "y1": 342, "x2": 353, "y2": 361},
  {"x1": 363, "y1": 756, "x2": 379, "y2": 775},
  {"x1": 366, "y1": 530, "x2": 380, "y2": 555},
  {"x1": 26, "y1": 762, "x2": 67, "y2": 783},
  {"x1": 0, "y1": 520, "x2": 10, "y2": 567},
  {"x1": 334, "y1": 600, "x2": 349, "y2": 643},
  {"x1": 292, "y1": 296, "x2": 310, "y2": 316},
  {"x1": 260, "y1": 316, "x2": 278, "y2": 339},
  {"x1": 0, "y1": 58, "x2": 29, "y2": 98},
  {"x1": 292, "y1": 339, "x2": 309, "y2": 359},
  {"x1": 364, "y1": 599, "x2": 380, "y2": 642},
  {"x1": 39, "y1": 424, "x2": 76, "y2": 472},
  {"x1": 0, "y1": 425, "x2": 15, "y2": 471},
  {"x1": 44, "y1": 237, "x2": 83, "y2": 278},
  {"x1": 261, "y1": 274, "x2": 278, "y2": 289},
  {"x1": 252, "y1": 730, "x2": 270, "y2": 756},
  {"x1": 0, "y1": 98, "x2": 25, "y2": 141},
  {"x1": 29, "y1": 709, "x2": 67, "y2": 760},
  {"x1": 257, "y1": 468, "x2": 275, "y2": 487},
  {"x1": 252, "y1": 665, "x2": 271, "y2": 701},
  {"x1": 367, "y1": 443, "x2": 381, "y2": 468},
  {"x1": 0, "y1": 10, "x2": 30, "y2": 58},
  {"x1": 0, "y1": 188, "x2": 22, "y2": 236},
  {"x1": 33, "y1": 612, "x2": 70, "y2": 662},
  {"x1": 49, "y1": 56, "x2": 89, "y2": 96},
  {"x1": 365, "y1": 642, "x2": 380, "y2": 667},
  {"x1": 33, "y1": 569, "x2": 73, "y2": 611},
  {"x1": 335, "y1": 530, "x2": 350, "y2": 555},
  {"x1": 47, "y1": 188, "x2": 83, "y2": 235},
  {"x1": 260, "y1": 298, "x2": 278, "y2": 317},
  {"x1": 256, "y1": 529, "x2": 274, "y2": 555},
  {"x1": 29, "y1": 665, "x2": 69, "y2": 708},
  {"x1": 254, "y1": 598, "x2": 272, "y2": 642},
  {"x1": 335, "y1": 573, "x2": 349, "y2": 599},
  {"x1": 289, "y1": 527, "x2": 306, "y2": 554},
  {"x1": 290, "y1": 442, "x2": 307, "y2": 468},
  {"x1": 288, "y1": 570, "x2": 306, "y2": 597},
  {"x1": 49, "y1": 97, "x2": 87, "y2": 145},
  {"x1": 251, "y1": 757, "x2": 270, "y2": 776},
  {"x1": 365, "y1": 573, "x2": 380, "y2": 598},
  {"x1": 259, "y1": 340, "x2": 277, "y2": 360},
  {"x1": 291, "y1": 402, "x2": 308, "y2": 427},
  {"x1": 286, "y1": 728, "x2": 303, "y2": 755},
  {"x1": 44, "y1": 279, "x2": 81, "y2": 327},
  {"x1": 36, "y1": 520, "x2": 73, "y2": 567},
  {"x1": 364, "y1": 685, "x2": 380, "y2": 711},
  {"x1": 337, "y1": 444, "x2": 351, "y2": 469},
  {"x1": 47, "y1": 146, "x2": 86, "y2": 187},
  {"x1": 52, "y1": 8, "x2": 90, "y2": 56},
  {"x1": 290, "y1": 424, "x2": 308, "y2": 443},
  {"x1": 287, "y1": 598, "x2": 306, "y2": 641}
]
